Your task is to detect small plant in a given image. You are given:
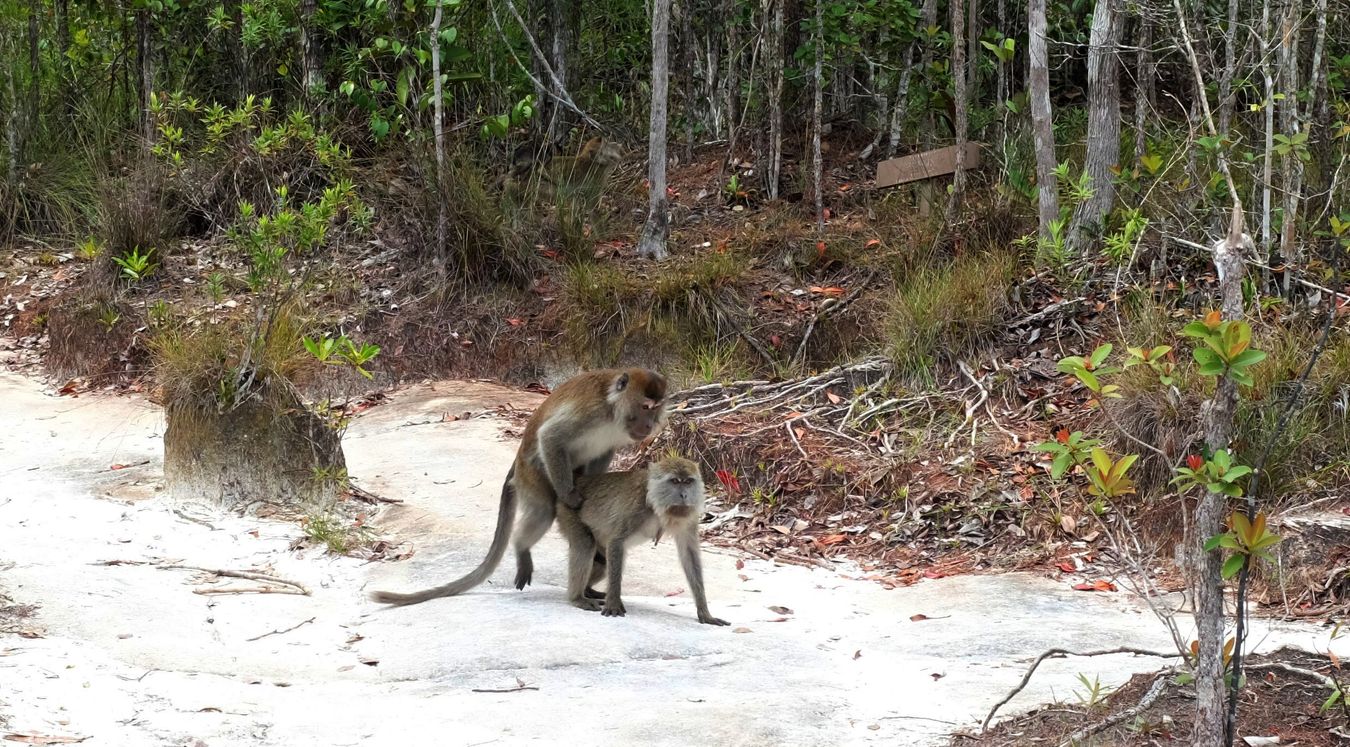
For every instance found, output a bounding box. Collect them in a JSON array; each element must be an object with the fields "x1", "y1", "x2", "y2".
[
  {"x1": 205, "y1": 271, "x2": 227, "y2": 304},
  {"x1": 723, "y1": 173, "x2": 750, "y2": 204},
  {"x1": 147, "y1": 299, "x2": 173, "y2": 327},
  {"x1": 1073, "y1": 673, "x2": 1113, "y2": 711},
  {"x1": 97, "y1": 306, "x2": 121, "y2": 330},
  {"x1": 302, "y1": 511, "x2": 367, "y2": 554},
  {"x1": 112, "y1": 246, "x2": 158, "y2": 281},
  {"x1": 304, "y1": 334, "x2": 381, "y2": 379},
  {"x1": 77, "y1": 237, "x2": 102, "y2": 261},
  {"x1": 1180, "y1": 312, "x2": 1267, "y2": 386},
  {"x1": 1202, "y1": 510, "x2": 1281, "y2": 579}
]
